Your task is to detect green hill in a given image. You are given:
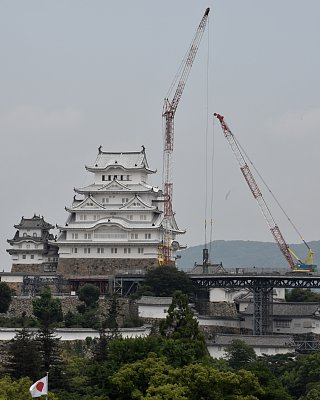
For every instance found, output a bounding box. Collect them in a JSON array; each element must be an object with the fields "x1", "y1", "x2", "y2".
[{"x1": 176, "y1": 240, "x2": 320, "y2": 271}]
